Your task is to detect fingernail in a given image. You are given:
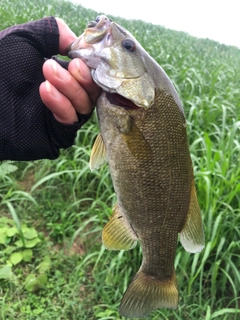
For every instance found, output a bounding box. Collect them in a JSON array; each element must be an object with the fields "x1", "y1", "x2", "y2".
[
  {"x1": 51, "y1": 60, "x2": 58, "y2": 75},
  {"x1": 45, "y1": 80, "x2": 61, "y2": 98},
  {"x1": 46, "y1": 80, "x2": 52, "y2": 93},
  {"x1": 52, "y1": 59, "x2": 69, "y2": 80}
]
